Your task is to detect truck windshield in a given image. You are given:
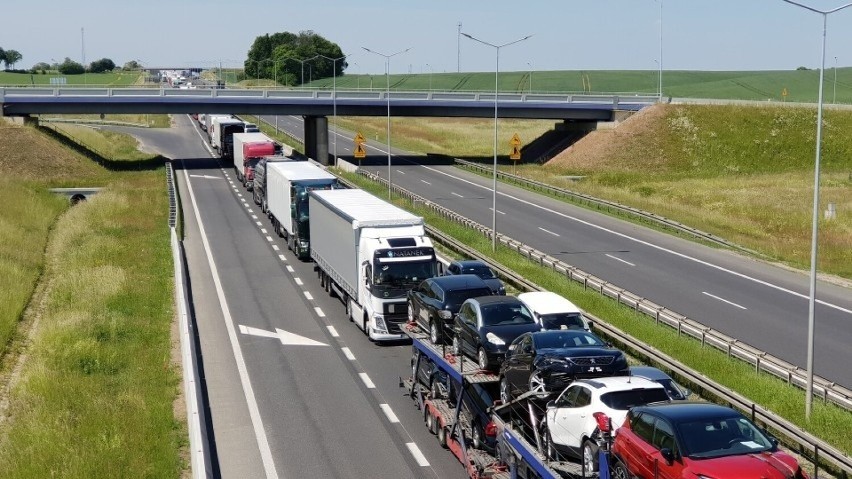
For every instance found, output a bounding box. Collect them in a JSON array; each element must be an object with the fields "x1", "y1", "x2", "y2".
[{"x1": 373, "y1": 260, "x2": 437, "y2": 291}]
